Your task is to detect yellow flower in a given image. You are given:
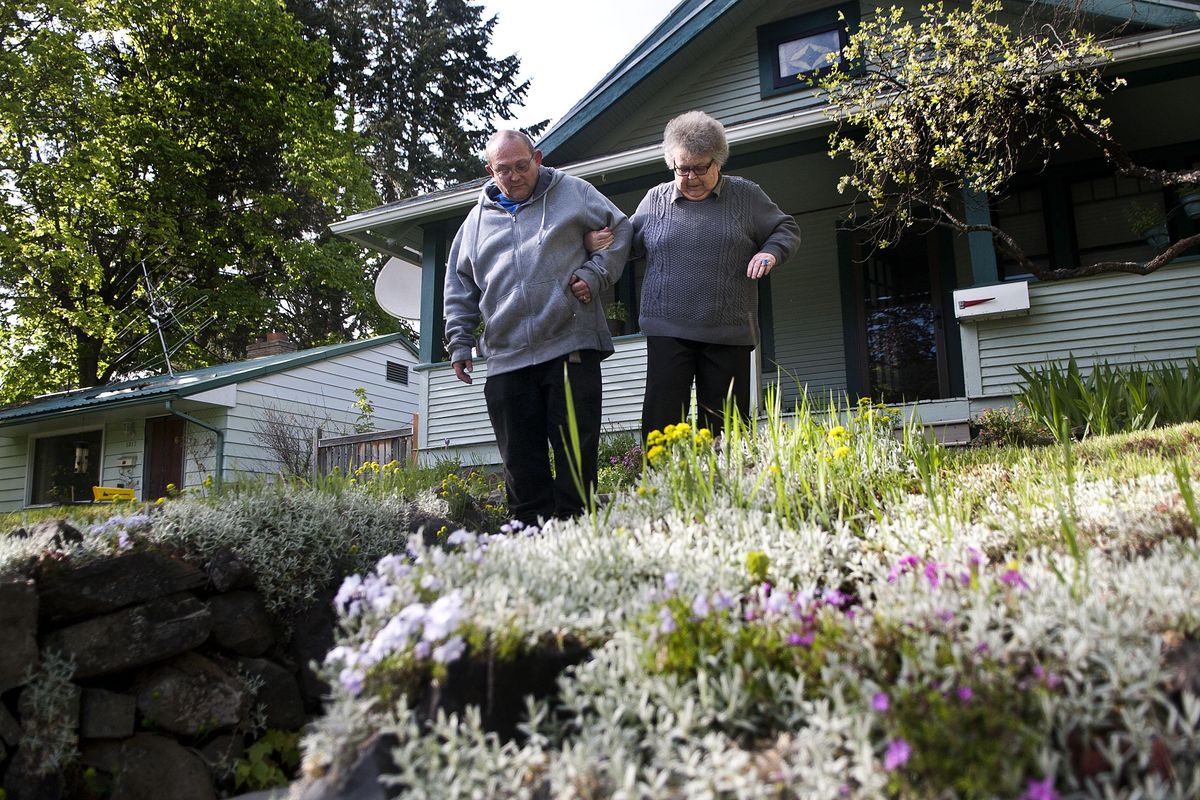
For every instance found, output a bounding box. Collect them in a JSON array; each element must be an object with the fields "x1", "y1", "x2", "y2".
[
  {"x1": 828, "y1": 425, "x2": 848, "y2": 442},
  {"x1": 768, "y1": 464, "x2": 781, "y2": 475},
  {"x1": 647, "y1": 430, "x2": 664, "y2": 447},
  {"x1": 674, "y1": 421, "x2": 690, "y2": 434},
  {"x1": 663, "y1": 424, "x2": 677, "y2": 438},
  {"x1": 697, "y1": 428, "x2": 713, "y2": 443},
  {"x1": 832, "y1": 445, "x2": 852, "y2": 460},
  {"x1": 647, "y1": 445, "x2": 665, "y2": 464},
  {"x1": 155, "y1": 497, "x2": 166, "y2": 505}
]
